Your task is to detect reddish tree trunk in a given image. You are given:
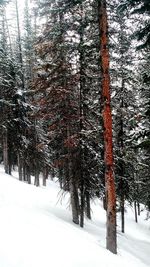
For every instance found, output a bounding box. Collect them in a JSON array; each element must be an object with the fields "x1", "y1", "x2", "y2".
[{"x1": 99, "y1": 0, "x2": 117, "y2": 254}]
